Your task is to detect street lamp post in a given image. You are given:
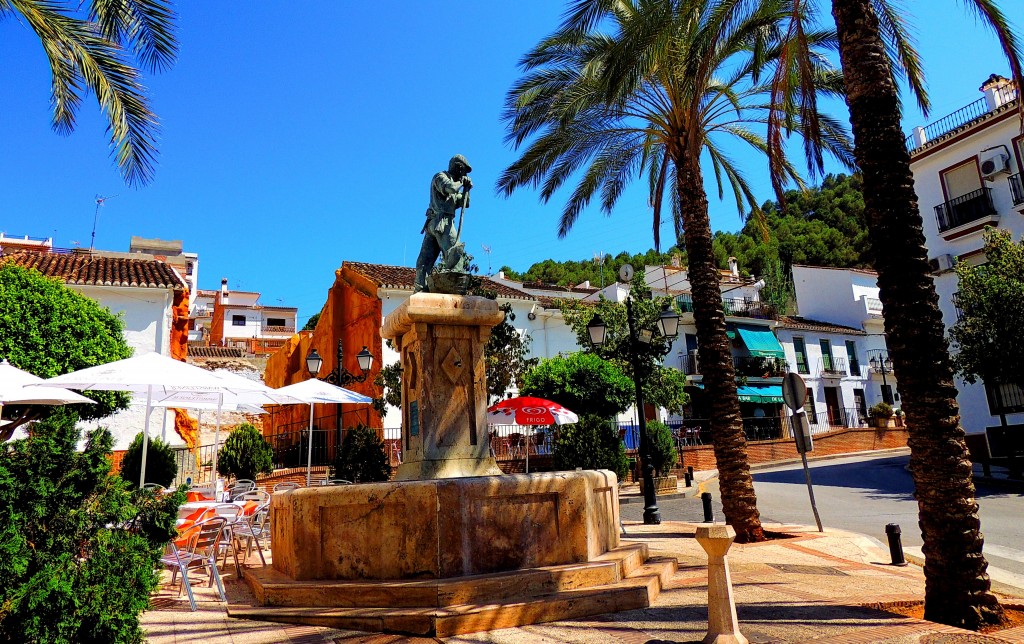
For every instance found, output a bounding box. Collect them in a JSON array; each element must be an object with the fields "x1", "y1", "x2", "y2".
[
  {"x1": 306, "y1": 340, "x2": 375, "y2": 430},
  {"x1": 869, "y1": 353, "x2": 894, "y2": 404},
  {"x1": 586, "y1": 282, "x2": 679, "y2": 525}
]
